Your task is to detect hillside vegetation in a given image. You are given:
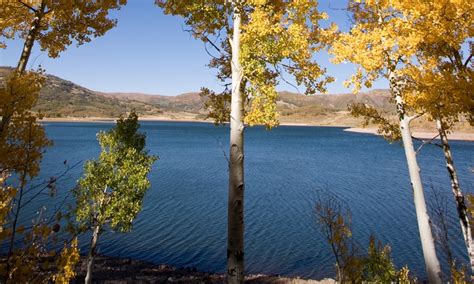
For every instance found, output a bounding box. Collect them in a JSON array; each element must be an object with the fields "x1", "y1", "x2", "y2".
[{"x1": 4, "y1": 66, "x2": 471, "y2": 131}]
